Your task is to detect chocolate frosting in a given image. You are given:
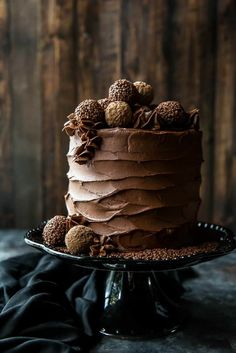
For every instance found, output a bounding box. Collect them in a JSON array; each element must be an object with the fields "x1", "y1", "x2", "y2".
[{"x1": 65, "y1": 128, "x2": 203, "y2": 251}]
